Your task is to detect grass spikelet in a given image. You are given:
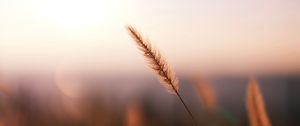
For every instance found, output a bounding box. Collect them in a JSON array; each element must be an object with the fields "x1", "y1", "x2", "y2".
[
  {"x1": 125, "y1": 103, "x2": 143, "y2": 126},
  {"x1": 195, "y1": 78, "x2": 216, "y2": 113},
  {"x1": 126, "y1": 26, "x2": 178, "y2": 94},
  {"x1": 126, "y1": 25, "x2": 197, "y2": 126},
  {"x1": 246, "y1": 78, "x2": 271, "y2": 126}
]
